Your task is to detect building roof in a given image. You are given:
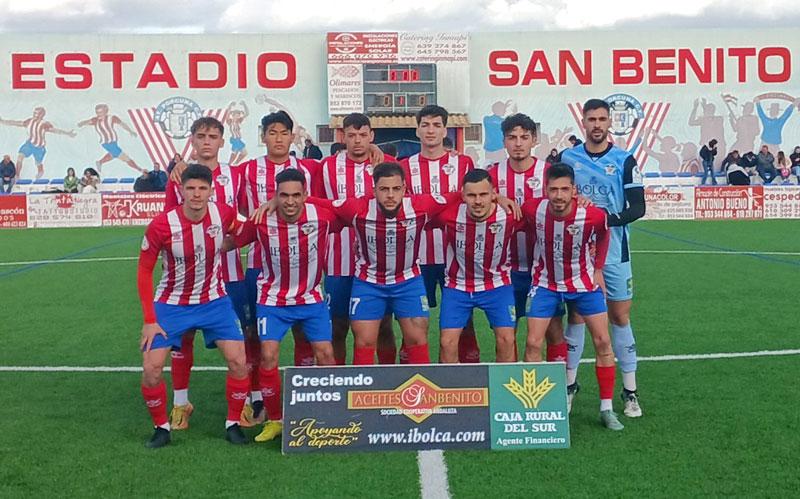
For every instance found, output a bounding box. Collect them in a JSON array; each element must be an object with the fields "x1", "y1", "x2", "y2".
[{"x1": 330, "y1": 113, "x2": 471, "y2": 129}]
